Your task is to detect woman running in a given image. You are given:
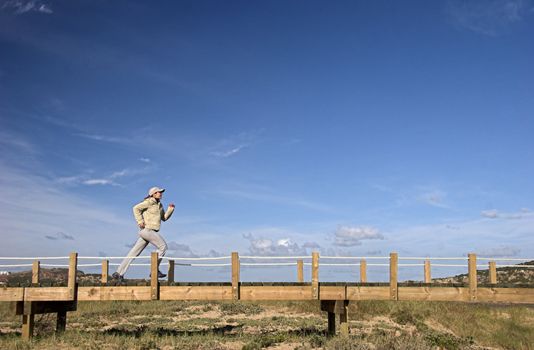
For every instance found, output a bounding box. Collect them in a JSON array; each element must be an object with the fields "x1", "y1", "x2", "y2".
[{"x1": 112, "y1": 186, "x2": 174, "y2": 280}]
